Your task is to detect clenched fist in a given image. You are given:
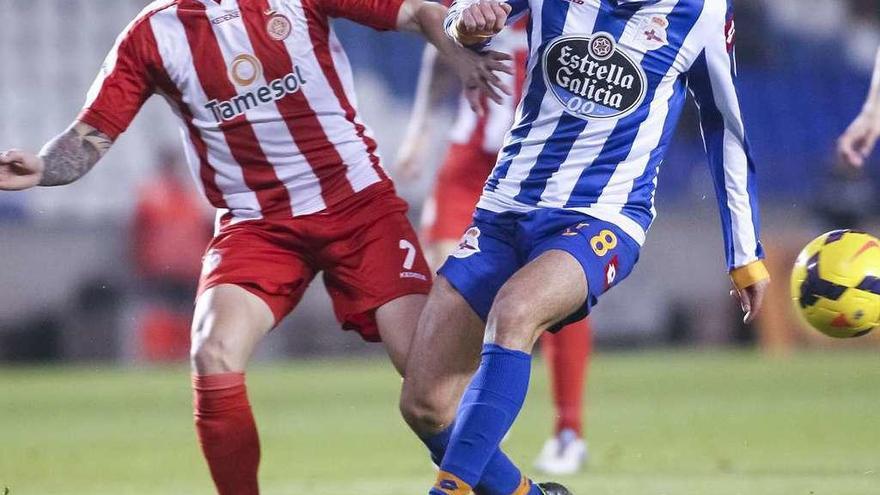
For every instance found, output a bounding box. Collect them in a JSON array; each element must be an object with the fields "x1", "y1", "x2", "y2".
[{"x1": 452, "y1": 1, "x2": 512, "y2": 46}]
